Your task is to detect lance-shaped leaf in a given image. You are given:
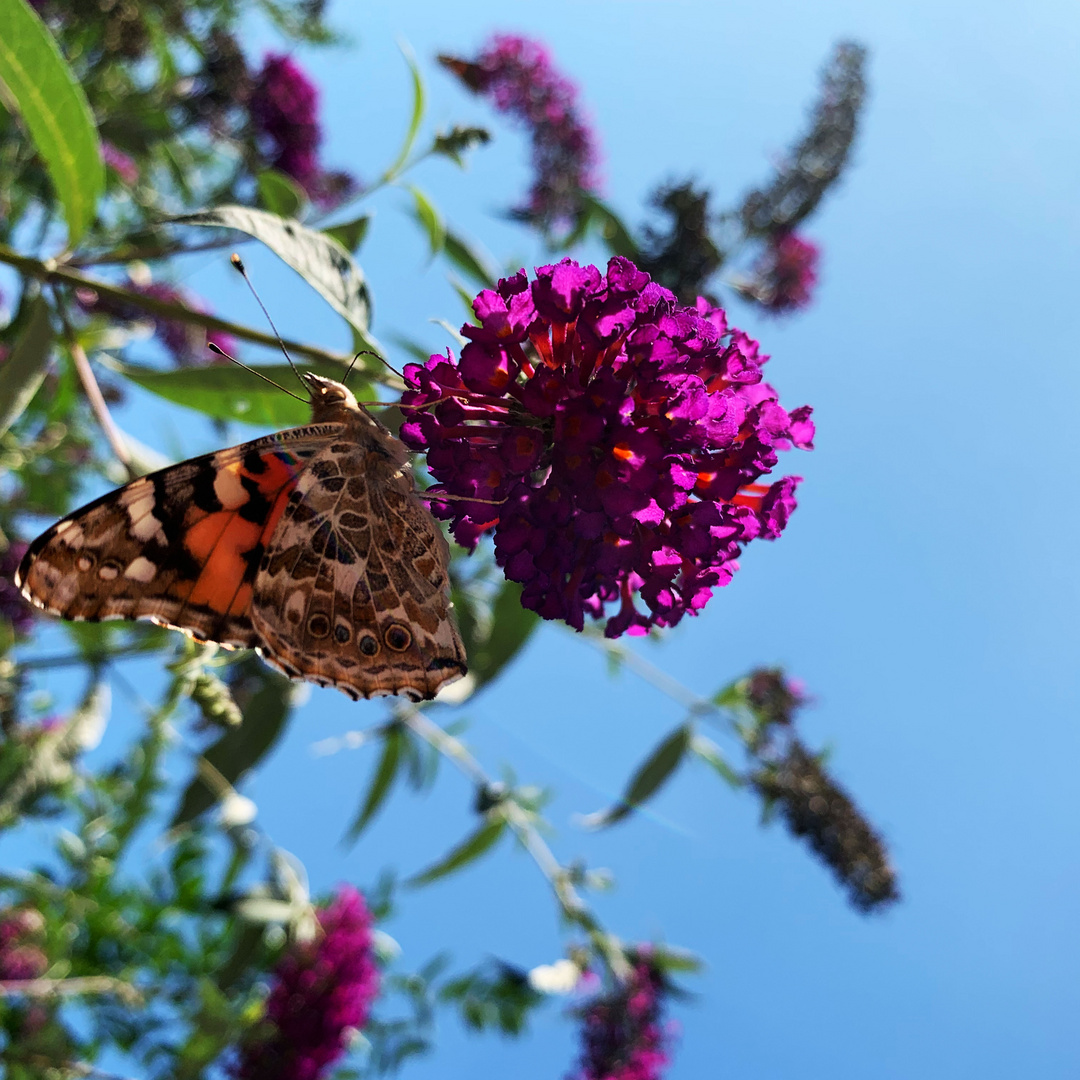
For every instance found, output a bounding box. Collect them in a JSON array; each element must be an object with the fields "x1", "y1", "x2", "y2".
[
  {"x1": 171, "y1": 206, "x2": 372, "y2": 334},
  {"x1": 691, "y1": 734, "x2": 744, "y2": 789},
  {"x1": 170, "y1": 662, "x2": 293, "y2": 828},
  {"x1": 0, "y1": 294, "x2": 53, "y2": 437},
  {"x1": 324, "y1": 214, "x2": 371, "y2": 254},
  {"x1": 408, "y1": 184, "x2": 445, "y2": 257},
  {"x1": 344, "y1": 724, "x2": 404, "y2": 843},
  {"x1": 580, "y1": 723, "x2": 692, "y2": 829},
  {"x1": 406, "y1": 814, "x2": 506, "y2": 887},
  {"x1": 113, "y1": 359, "x2": 369, "y2": 428},
  {"x1": 443, "y1": 228, "x2": 498, "y2": 289},
  {"x1": 470, "y1": 581, "x2": 539, "y2": 690},
  {"x1": 383, "y1": 43, "x2": 425, "y2": 181},
  {"x1": 0, "y1": 0, "x2": 103, "y2": 245},
  {"x1": 577, "y1": 193, "x2": 641, "y2": 260},
  {"x1": 256, "y1": 168, "x2": 306, "y2": 219}
]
